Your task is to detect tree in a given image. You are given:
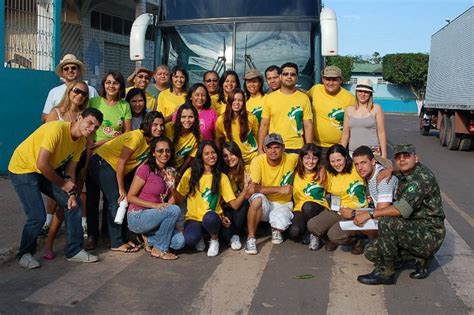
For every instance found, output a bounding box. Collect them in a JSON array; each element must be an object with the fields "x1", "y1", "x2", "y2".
[
  {"x1": 382, "y1": 53, "x2": 429, "y2": 100},
  {"x1": 326, "y1": 55, "x2": 353, "y2": 82},
  {"x1": 370, "y1": 52, "x2": 382, "y2": 64}
]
